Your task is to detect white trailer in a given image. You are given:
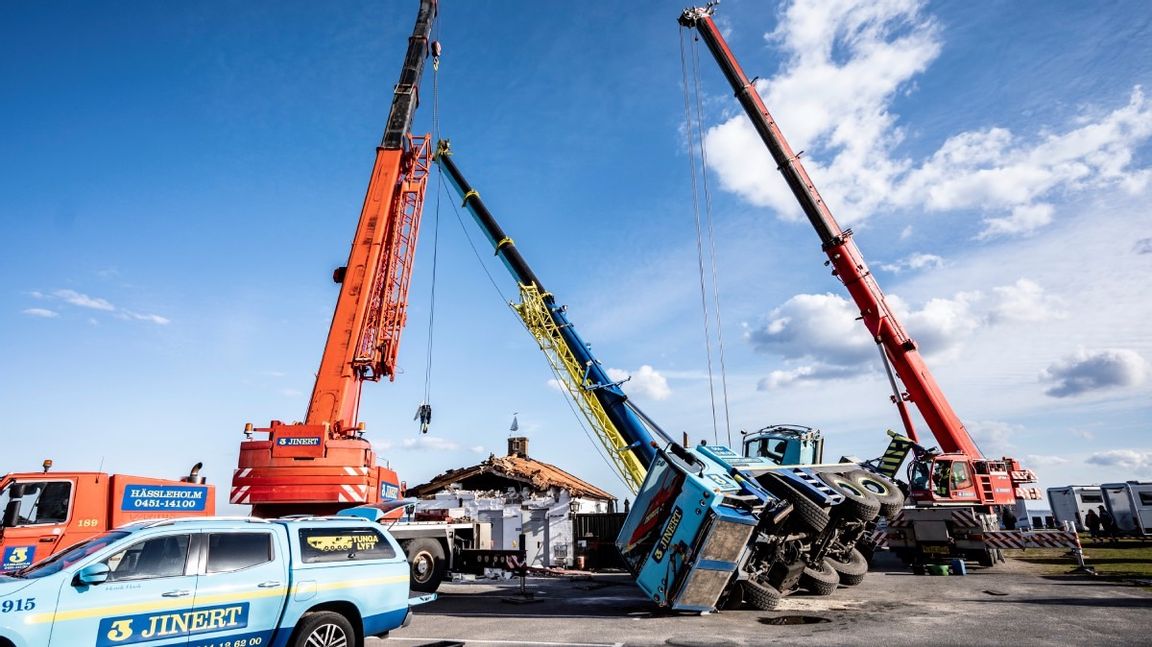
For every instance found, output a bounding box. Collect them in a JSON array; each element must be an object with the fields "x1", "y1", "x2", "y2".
[
  {"x1": 1047, "y1": 486, "x2": 1104, "y2": 531},
  {"x1": 1100, "y1": 482, "x2": 1152, "y2": 536}
]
